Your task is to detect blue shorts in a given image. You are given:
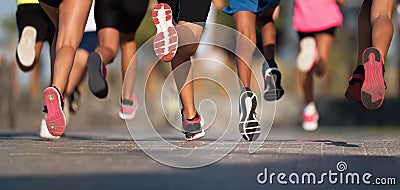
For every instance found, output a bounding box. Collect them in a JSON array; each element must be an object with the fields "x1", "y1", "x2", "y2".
[
  {"x1": 78, "y1": 32, "x2": 98, "y2": 53},
  {"x1": 223, "y1": 0, "x2": 280, "y2": 15}
]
